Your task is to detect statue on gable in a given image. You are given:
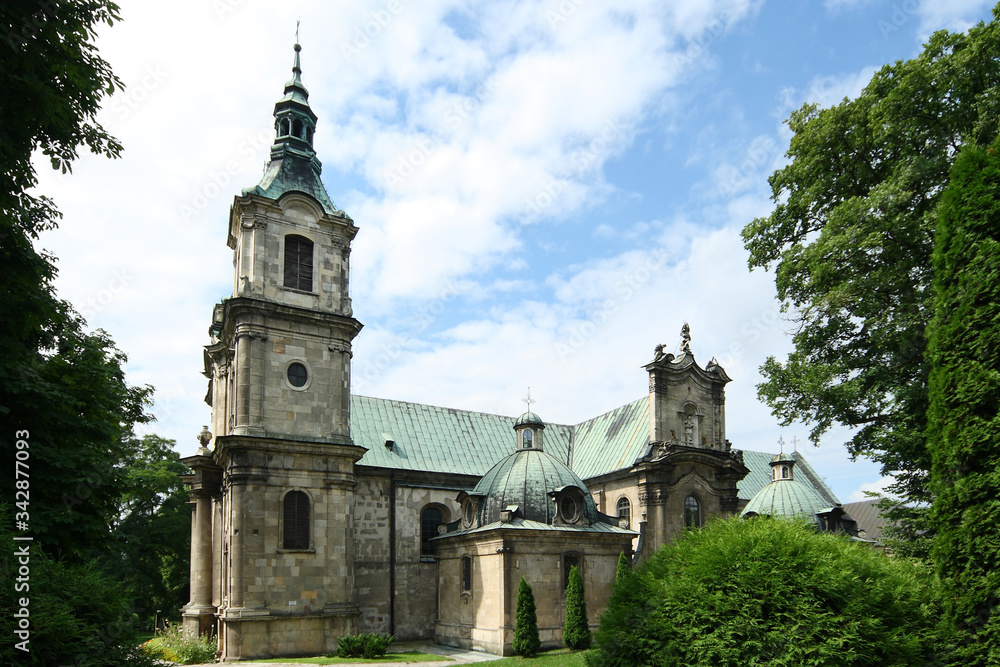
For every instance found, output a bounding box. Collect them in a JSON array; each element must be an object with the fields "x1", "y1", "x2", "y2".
[{"x1": 680, "y1": 322, "x2": 691, "y2": 354}]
